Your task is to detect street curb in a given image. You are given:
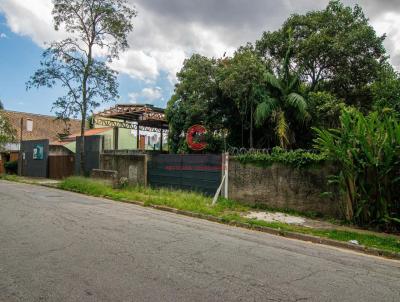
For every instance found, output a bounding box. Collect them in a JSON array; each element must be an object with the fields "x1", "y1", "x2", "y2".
[
  {"x1": 4, "y1": 179, "x2": 399, "y2": 261},
  {"x1": 145, "y1": 204, "x2": 400, "y2": 261}
]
